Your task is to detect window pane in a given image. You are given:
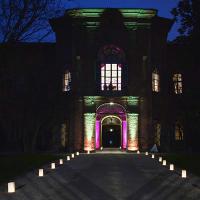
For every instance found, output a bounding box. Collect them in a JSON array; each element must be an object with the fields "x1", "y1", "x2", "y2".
[
  {"x1": 112, "y1": 64, "x2": 117, "y2": 70},
  {"x1": 178, "y1": 74, "x2": 182, "y2": 81},
  {"x1": 118, "y1": 77, "x2": 121, "y2": 83},
  {"x1": 101, "y1": 77, "x2": 104, "y2": 83},
  {"x1": 118, "y1": 84, "x2": 121, "y2": 90},
  {"x1": 118, "y1": 71, "x2": 121, "y2": 77},
  {"x1": 112, "y1": 84, "x2": 117, "y2": 91},
  {"x1": 106, "y1": 64, "x2": 111, "y2": 70},
  {"x1": 106, "y1": 78, "x2": 111, "y2": 83},
  {"x1": 106, "y1": 71, "x2": 111, "y2": 77},
  {"x1": 112, "y1": 78, "x2": 117, "y2": 83},
  {"x1": 112, "y1": 71, "x2": 117, "y2": 77}
]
